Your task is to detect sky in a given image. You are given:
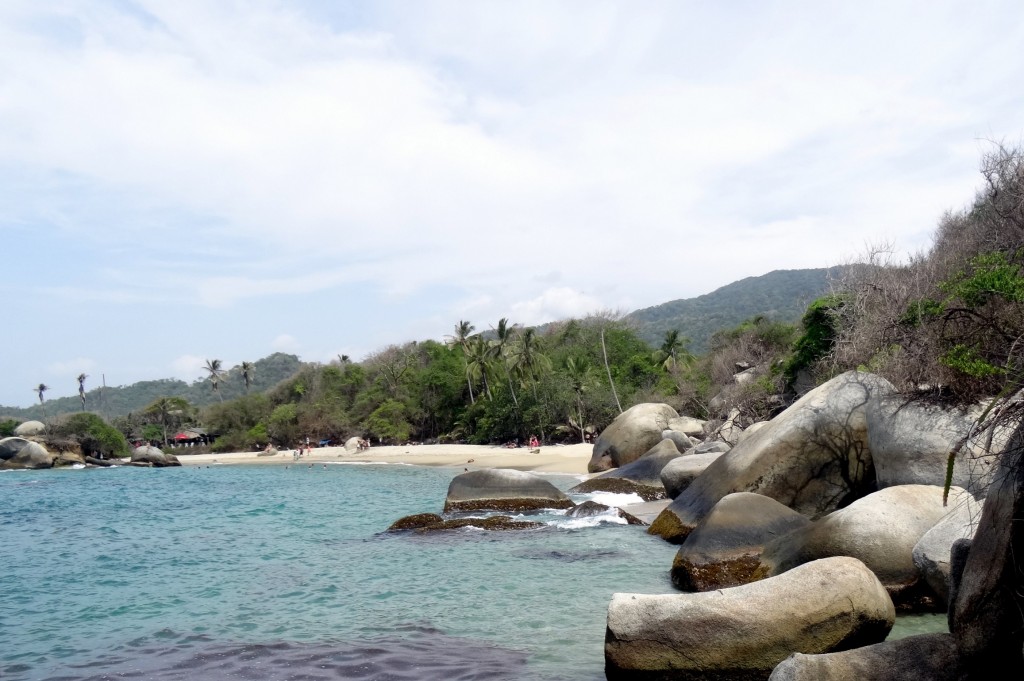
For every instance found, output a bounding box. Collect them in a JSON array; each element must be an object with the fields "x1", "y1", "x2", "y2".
[{"x1": 2, "y1": 0, "x2": 1023, "y2": 408}]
